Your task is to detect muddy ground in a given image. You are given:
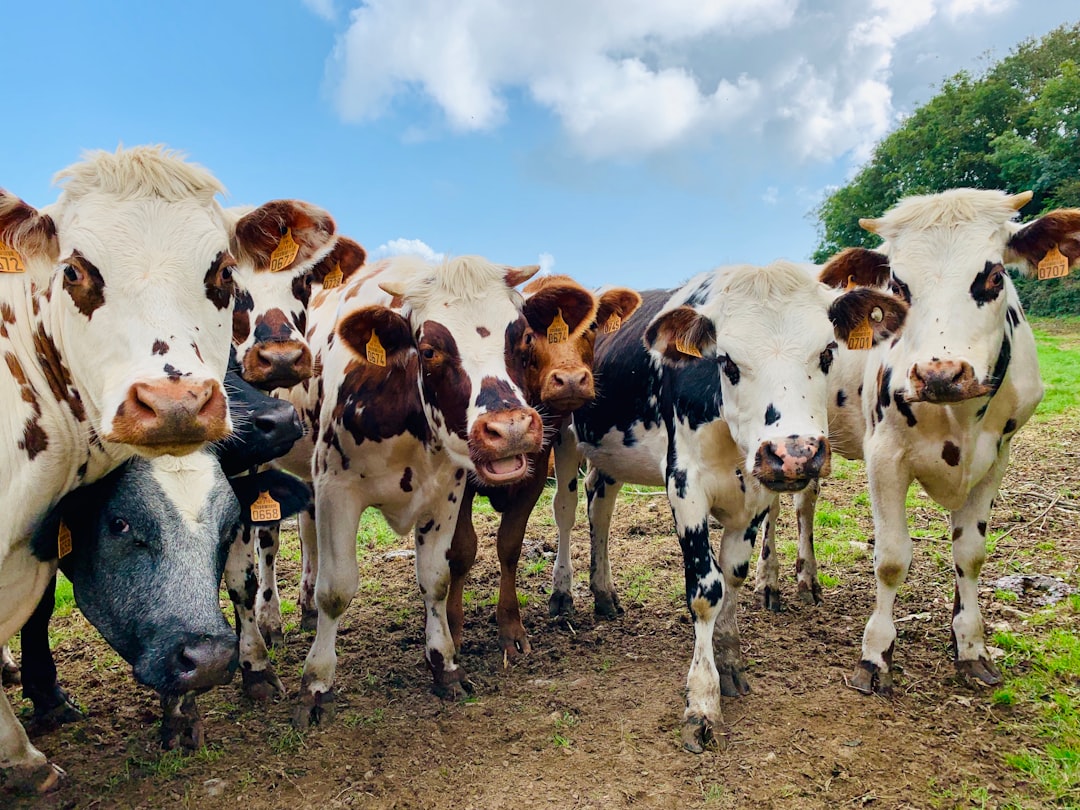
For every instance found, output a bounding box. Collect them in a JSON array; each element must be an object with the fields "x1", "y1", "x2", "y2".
[{"x1": 7, "y1": 417, "x2": 1079, "y2": 810}]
